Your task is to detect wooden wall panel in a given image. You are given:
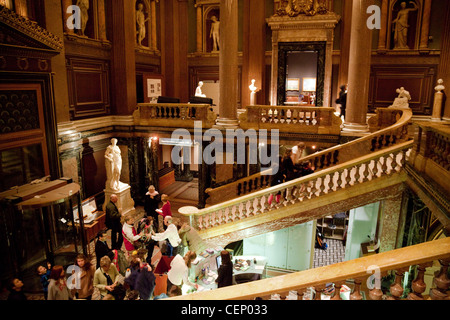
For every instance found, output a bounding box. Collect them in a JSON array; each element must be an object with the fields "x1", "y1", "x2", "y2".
[
  {"x1": 66, "y1": 57, "x2": 110, "y2": 119},
  {"x1": 369, "y1": 65, "x2": 436, "y2": 115}
]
